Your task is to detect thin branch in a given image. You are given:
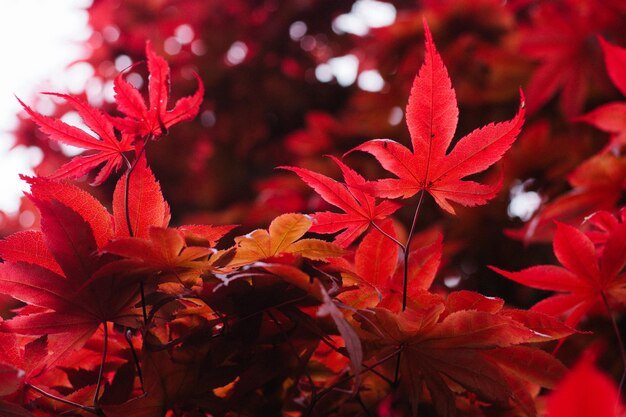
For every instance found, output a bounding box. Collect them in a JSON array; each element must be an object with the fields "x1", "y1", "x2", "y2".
[
  {"x1": 140, "y1": 281, "x2": 148, "y2": 325},
  {"x1": 402, "y1": 189, "x2": 426, "y2": 312},
  {"x1": 93, "y1": 322, "x2": 109, "y2": 406},
  {"x1": 355, "y1": 392, "x2": 376, "y2": 417},
  {"x1": 393, "y1": 351, "x2": 401, "y2": 387},
  {"x1": 125, "y1": 329, "x2": 145, "y2": 393},
  {"x1": 122, "y1": 136, "x2": 151, "y2": 327},
  {"x1": 146, "y1": 294, "x2": 183, "y2": 326},
  {"x1": 122, "y1": 134, "x2": 151, "y2": 239},
  {"x1": 371, "y1": 221, "x2": 405, "y2": 251},
  {"x1": 27, "y1": 383, "x2": 97, "y2": 414}
]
